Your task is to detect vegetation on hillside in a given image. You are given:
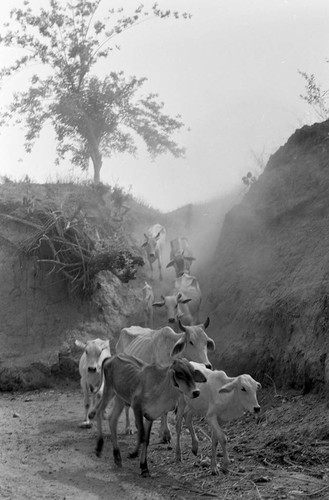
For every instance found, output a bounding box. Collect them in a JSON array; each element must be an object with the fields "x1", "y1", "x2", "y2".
[{"x1": 0, "y1": 181, "x2": 144, "y2": 297}]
